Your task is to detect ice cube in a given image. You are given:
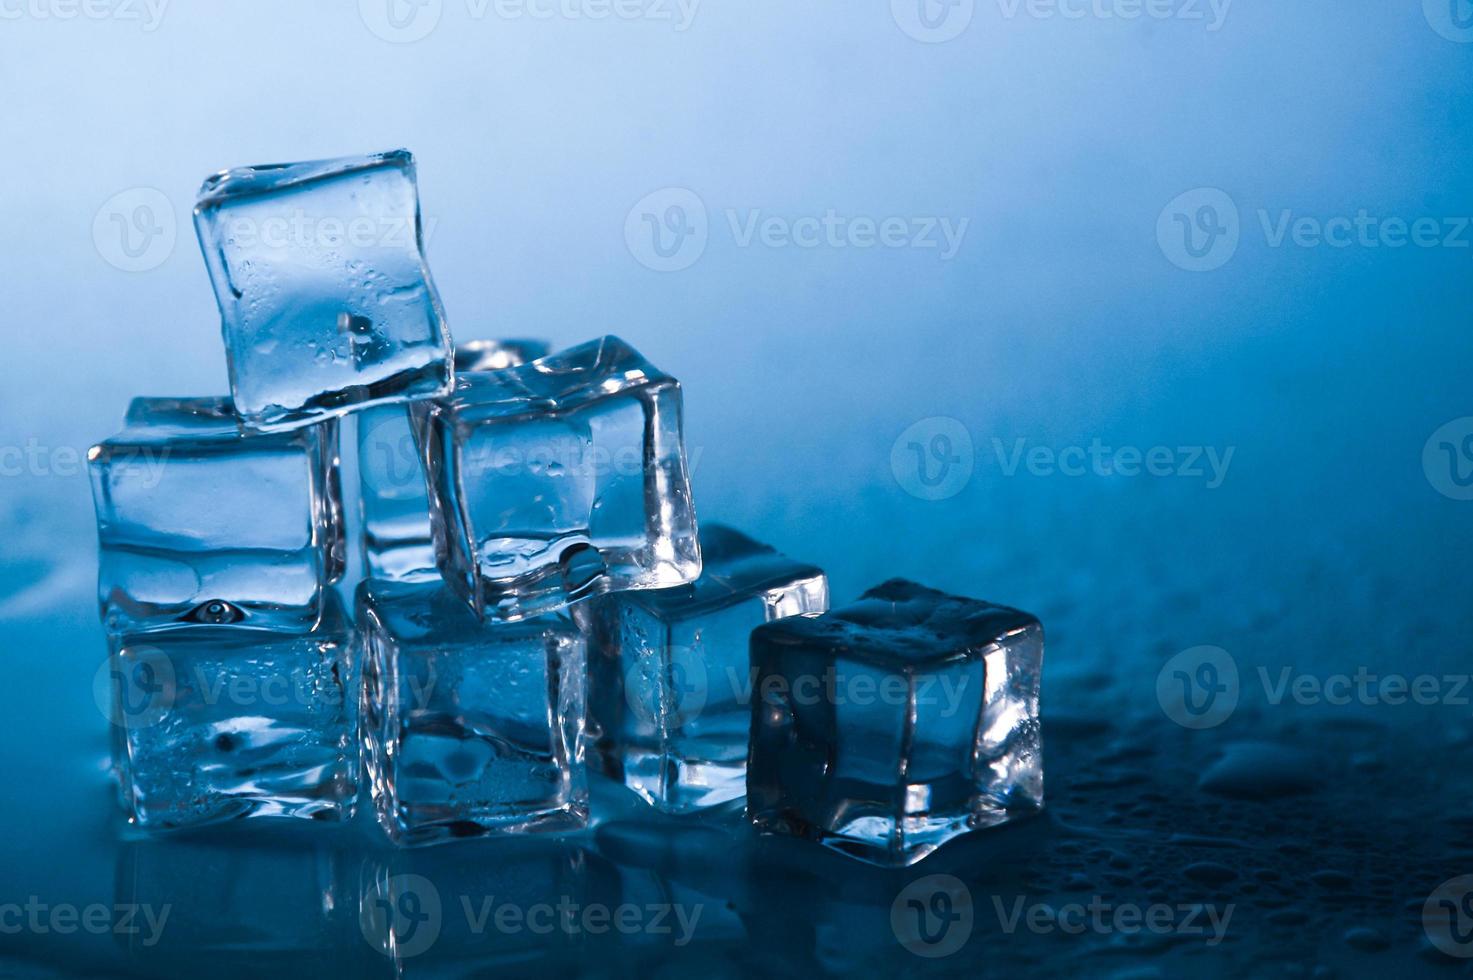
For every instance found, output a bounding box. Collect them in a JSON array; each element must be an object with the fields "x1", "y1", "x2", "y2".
[
  {"x1": 410, "y1": 336, "x2": 701, "y2": 621},
  {"x1": 582, "y1": 524, "x2": 827, "y2": 813},
  {"x1": 88, "y1": 396, "x2": 344, "y2": 634},
  {"x1": 359, "y1": 339, "x2": 551, "y2": 583},
  {"x1": 108, "y1": 591, "x2": 358, "y2": 830},
  {"x1": 193, "y1": 149, "x2": 452, "y2": 432},
  {"x1": 357, "y1": 580, "x2": 588, "y2": 845},
  {"x1": 746, "y1": 579, "x2": 1043, "y2": 866}
]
